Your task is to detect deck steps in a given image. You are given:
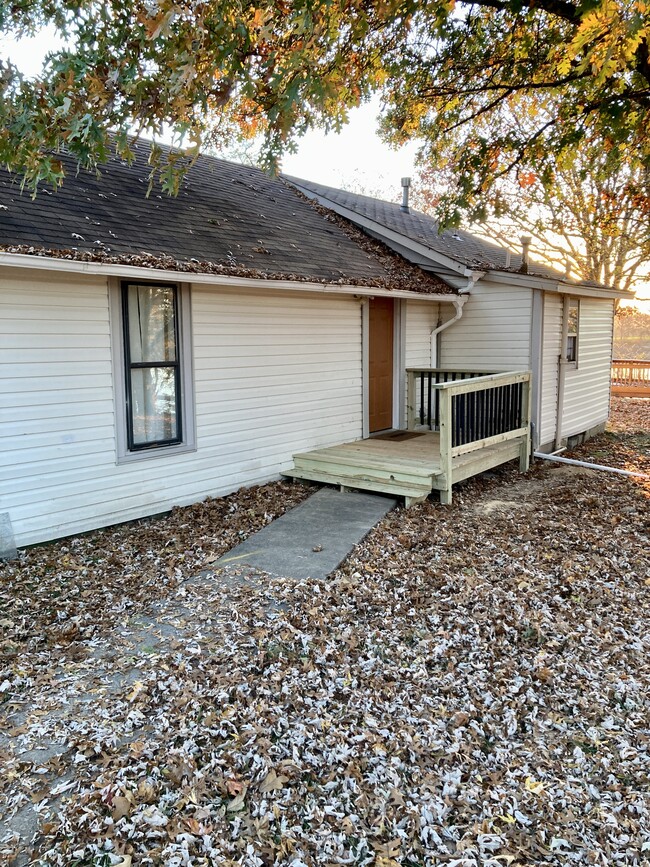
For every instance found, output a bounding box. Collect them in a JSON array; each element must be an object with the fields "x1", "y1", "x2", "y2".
[
  {"x1": 285, "y1": 465, "x2": 433, "y2": 505},
  {"x1": 286, "y1": 446, "x2": 438, "y2": 505},
  {"x1": 284, "y1": 431, "x2": 528, "y2": 506},
  {"x1": 292, "y1": 451, "x2": 437, "y2": 486}
]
